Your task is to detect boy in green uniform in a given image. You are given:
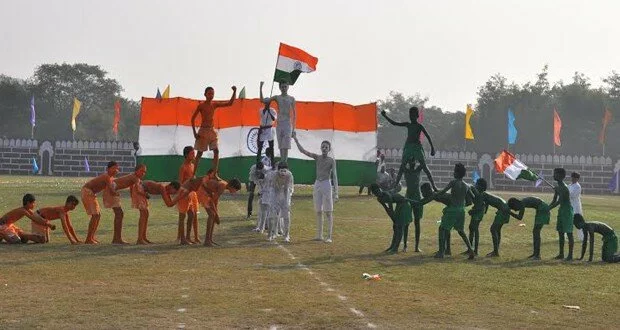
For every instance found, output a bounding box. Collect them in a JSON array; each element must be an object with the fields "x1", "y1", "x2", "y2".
[
  {"x1": 573, "y1": 214, "x2": 620, "y2": 263},
  {"x1": 480, "y1": 190, "x2": 519, "y2": 257},
  {"x1": 468, "y1": 178, "x2": 488, "y2": 256},
  {"x1": 370, "y1": 183, "x2": 413, "y2": 254},
  {"x1": 420, "y1": 183, "x2": 455, "y2": 256},
  {"x1": 548, "y1": 168, "x2": 575, "y2": 261},
  {"x1": 404, "y1": 157, "x2": 424, "y2": 252},
  {"x1": 508, "y1": 196, "x2": 551, "y2": 260},
  {"x1": 381, "y1": 107, "x2": 438, "y2": 191},
  {"x1": 415, "y1": 163, "x2": 475, "y2": 259}
]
